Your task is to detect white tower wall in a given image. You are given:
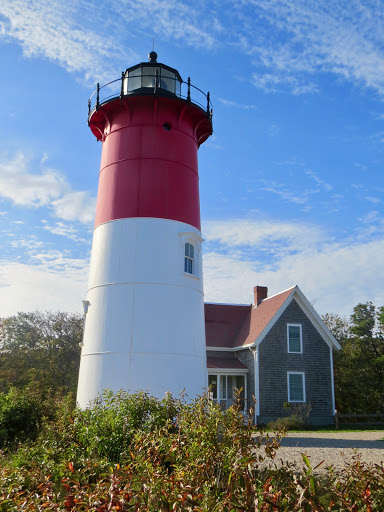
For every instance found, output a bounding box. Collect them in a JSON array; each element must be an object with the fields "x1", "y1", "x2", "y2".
[{"x1": 77, "y1": 217, "x2": 207, "y2": 408}]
